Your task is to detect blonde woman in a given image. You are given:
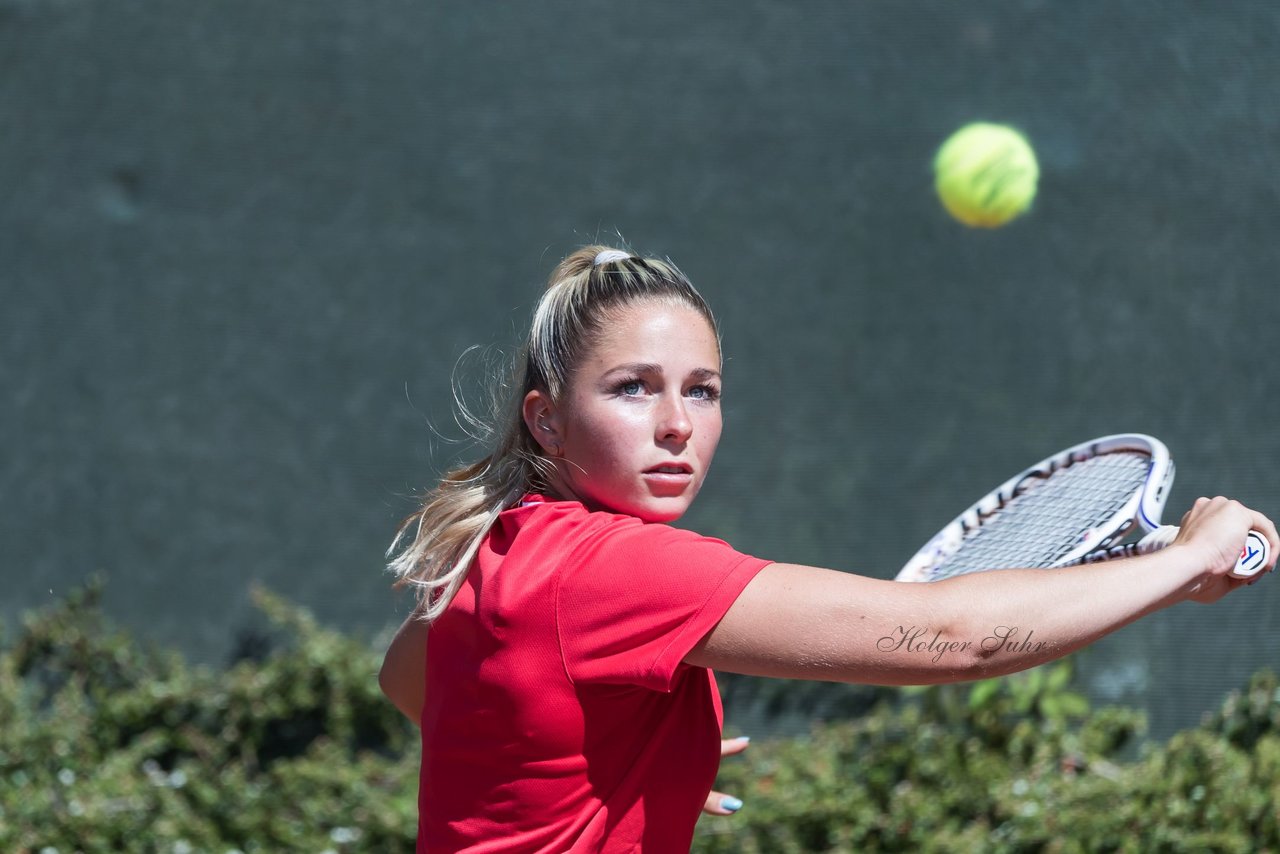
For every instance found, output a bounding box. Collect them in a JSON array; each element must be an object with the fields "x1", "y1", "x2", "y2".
[{"x1": 380, "y1": 245, "x2": 1275, "y2": 853}]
